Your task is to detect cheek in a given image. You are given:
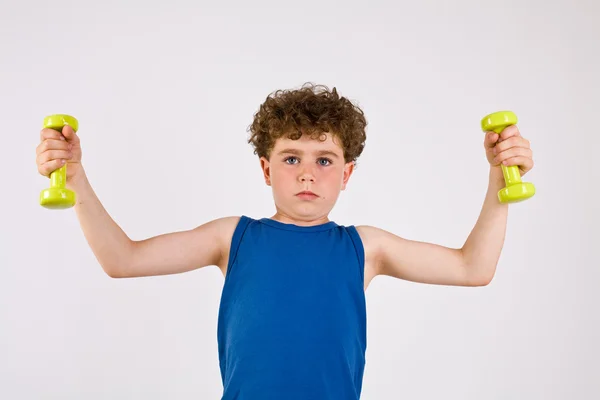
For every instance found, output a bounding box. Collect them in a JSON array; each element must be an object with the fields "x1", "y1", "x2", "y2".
[
  {"x1": 271, "y1": 167, "x2": 291, "y2": 181},
  {"x1": 270, "y1": 167, "x2": 295, "y2": 190},
  {"x1": 322, "y1": 169, "x2": 345, "y2": 187}
]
